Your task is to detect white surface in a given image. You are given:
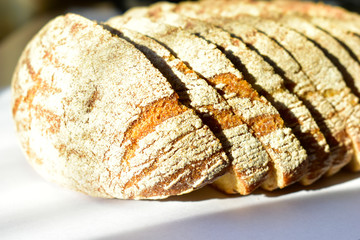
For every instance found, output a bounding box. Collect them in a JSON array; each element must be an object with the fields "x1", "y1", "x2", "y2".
[{"x1": 1, "y1": 87, "x2": 360, "y2": 240}]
